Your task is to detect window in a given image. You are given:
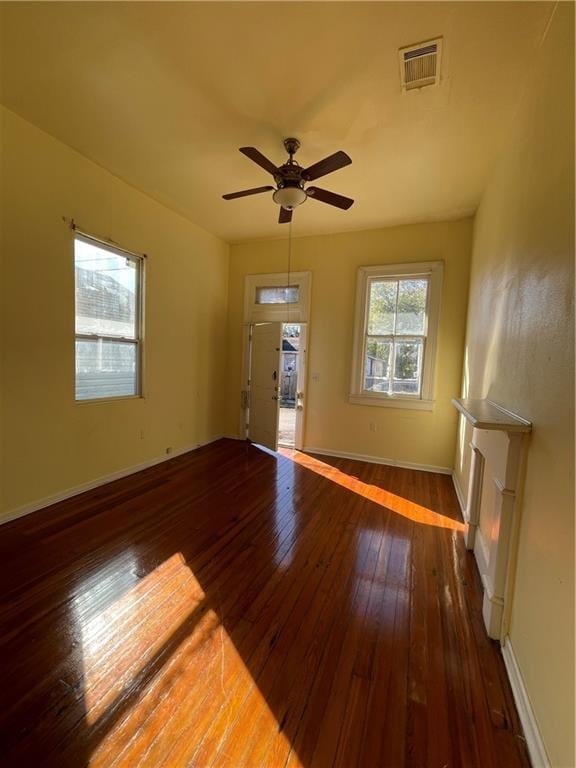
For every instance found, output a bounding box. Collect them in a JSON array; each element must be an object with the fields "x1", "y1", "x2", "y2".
[
  {"x1": 350, "y1": 261, "x2": 442, "y2": 410},
  {"x1": 74, "y1": 234, "x2": 144, "y2": 401},
  {"x1": 255, "y1": 285, "x2": 300, "y2": 305},
  {"x1": 244, "y1": 271, "x2": 311, "y2": 323}
]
